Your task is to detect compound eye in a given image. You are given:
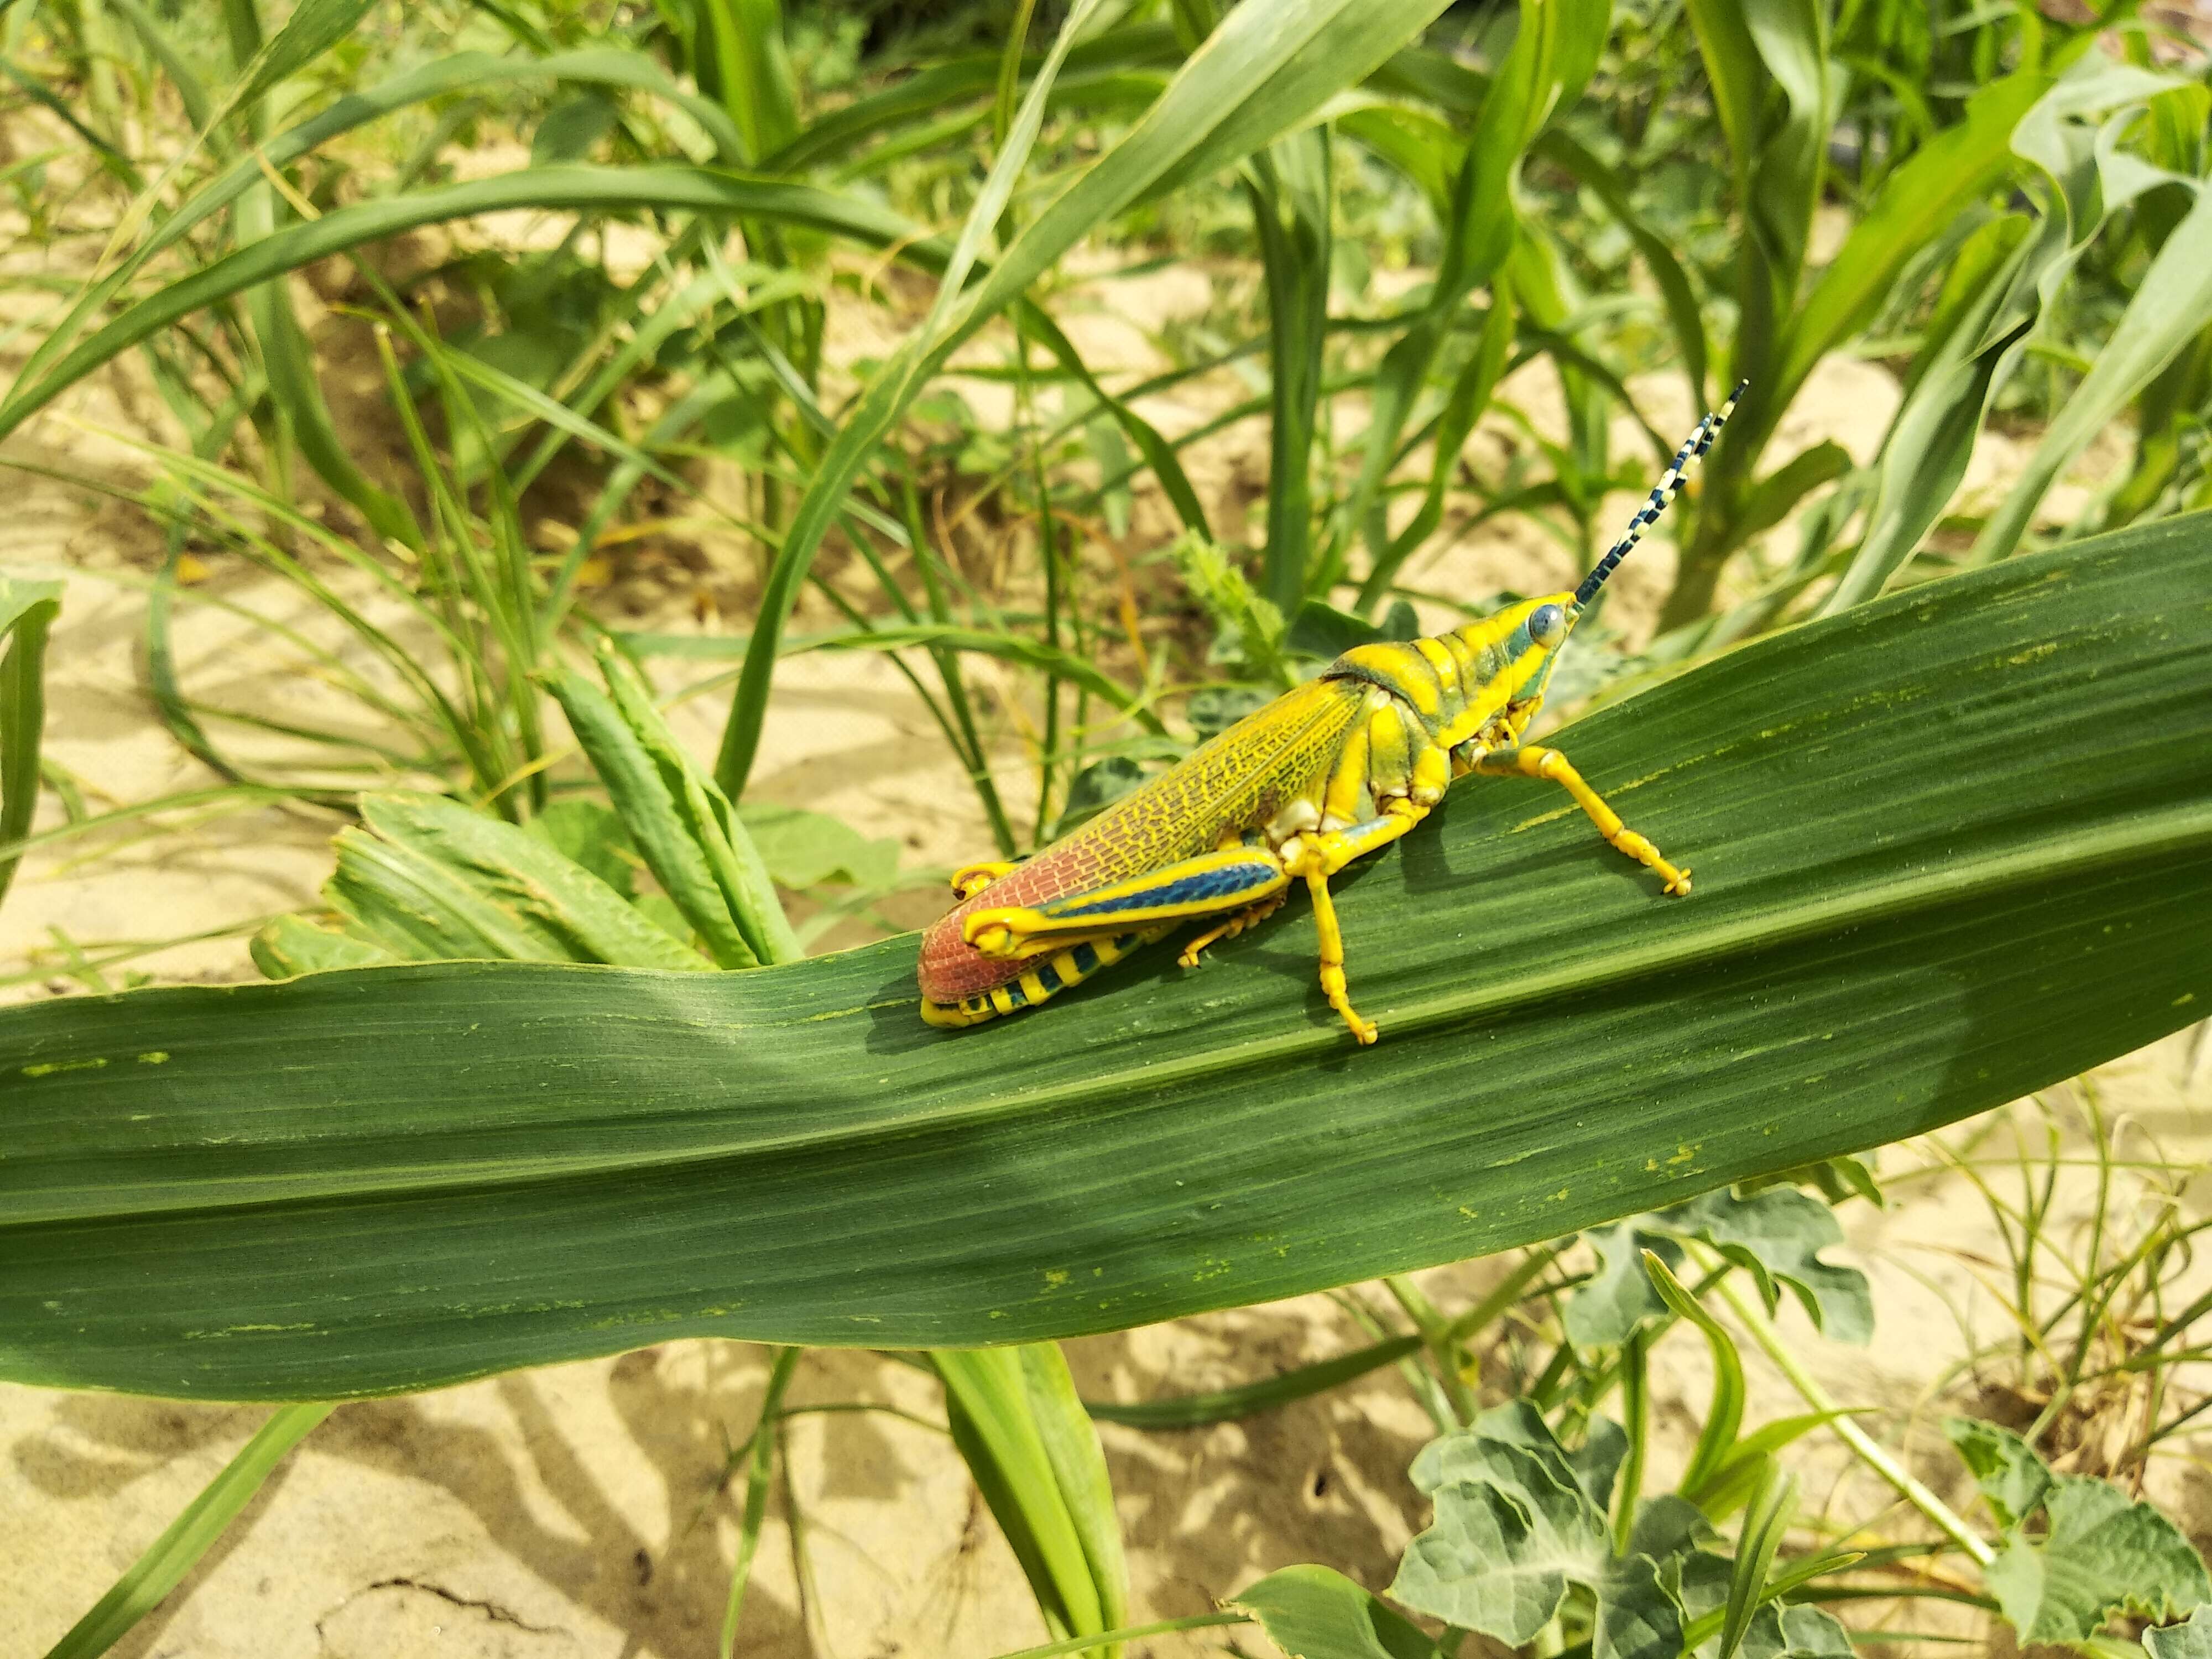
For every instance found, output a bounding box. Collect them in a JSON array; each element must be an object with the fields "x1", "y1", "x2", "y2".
[{"x1": 1528, "y1": 603, "x2": 1567, "y2": 648}]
